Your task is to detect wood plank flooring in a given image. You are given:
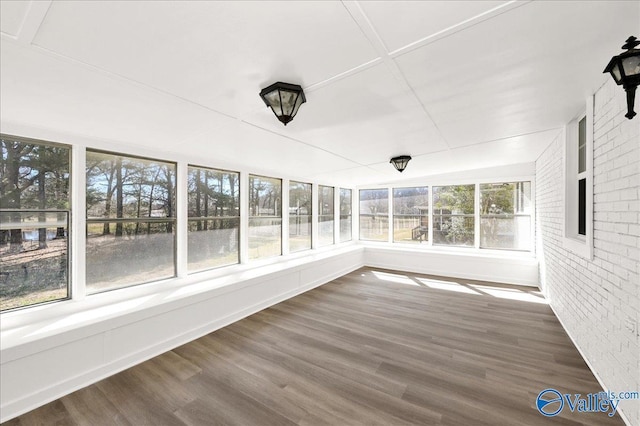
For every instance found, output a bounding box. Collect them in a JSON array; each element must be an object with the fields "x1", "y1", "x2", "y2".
[{"x1": 3, "y1": 267, "x2": 624, "y2": 425}]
